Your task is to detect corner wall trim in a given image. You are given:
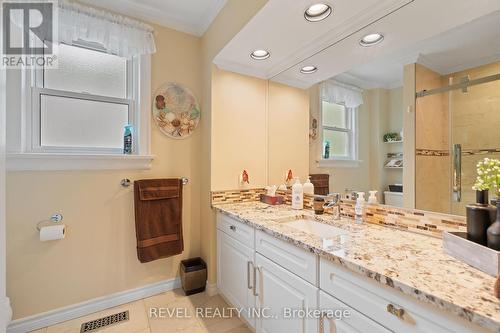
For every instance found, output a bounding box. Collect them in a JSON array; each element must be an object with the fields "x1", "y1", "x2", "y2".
[
  {"x1": 7, "y1": 277, "x2": 181, "y2": 333},
  {"x1": 206, "y1": 282, "x2": 218, "y2": 297}
]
